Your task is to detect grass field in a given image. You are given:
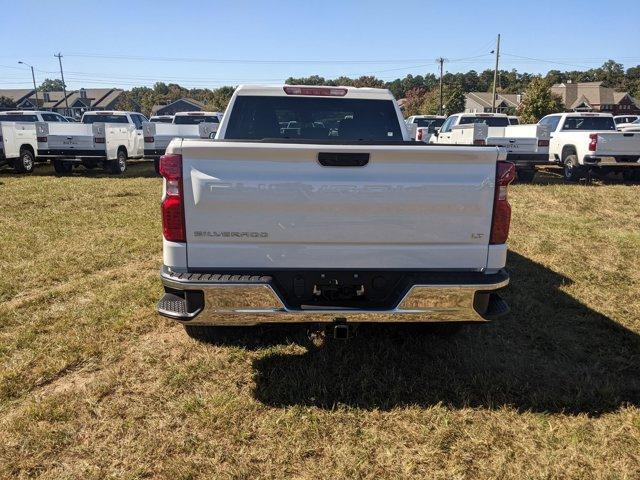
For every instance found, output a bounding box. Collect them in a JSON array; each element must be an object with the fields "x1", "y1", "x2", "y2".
[{"x1": 0, "y1": 162, "x2": 639, "y2": 479}]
